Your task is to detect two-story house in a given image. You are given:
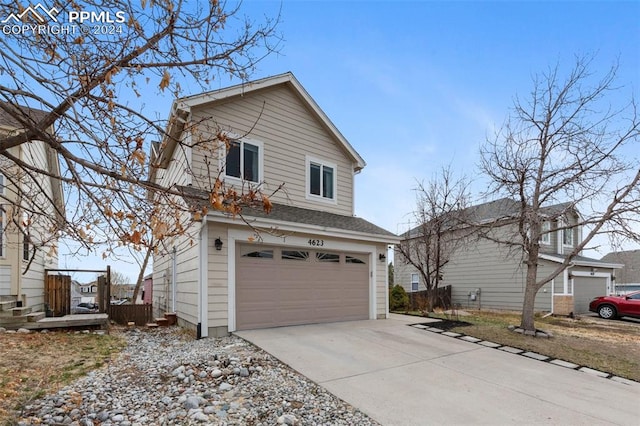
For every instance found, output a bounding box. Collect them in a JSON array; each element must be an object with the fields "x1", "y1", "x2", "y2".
[
  {"x1": 0, "y1": 104, "x2": 64, "y2": 310},
  {"x1": 150, "y1": 73, "x2": 398, "y2": 337},
  {"x1": 395, "y1": 198, "x2": 621, "y2": 316}
]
